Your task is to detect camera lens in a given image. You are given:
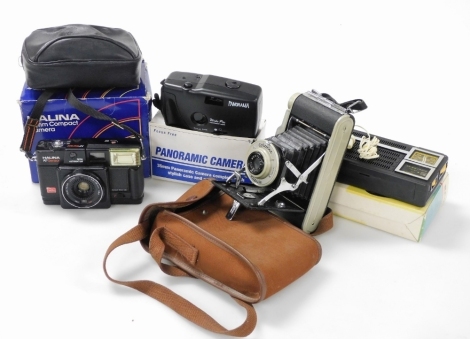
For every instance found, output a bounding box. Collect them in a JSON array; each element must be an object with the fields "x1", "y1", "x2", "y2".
[
  {"x1": 247, "y1": 152, "x2": 265, "y2": 175},
  {"x1": 191, "y1": 112, "x2": 208, "y2": 125},
  {"x1": 61, "y1": 170, "x2": 105, "y2": 208},
  {"x1": 244, "y1": 140, "x2": 280, "y2": 187}
]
